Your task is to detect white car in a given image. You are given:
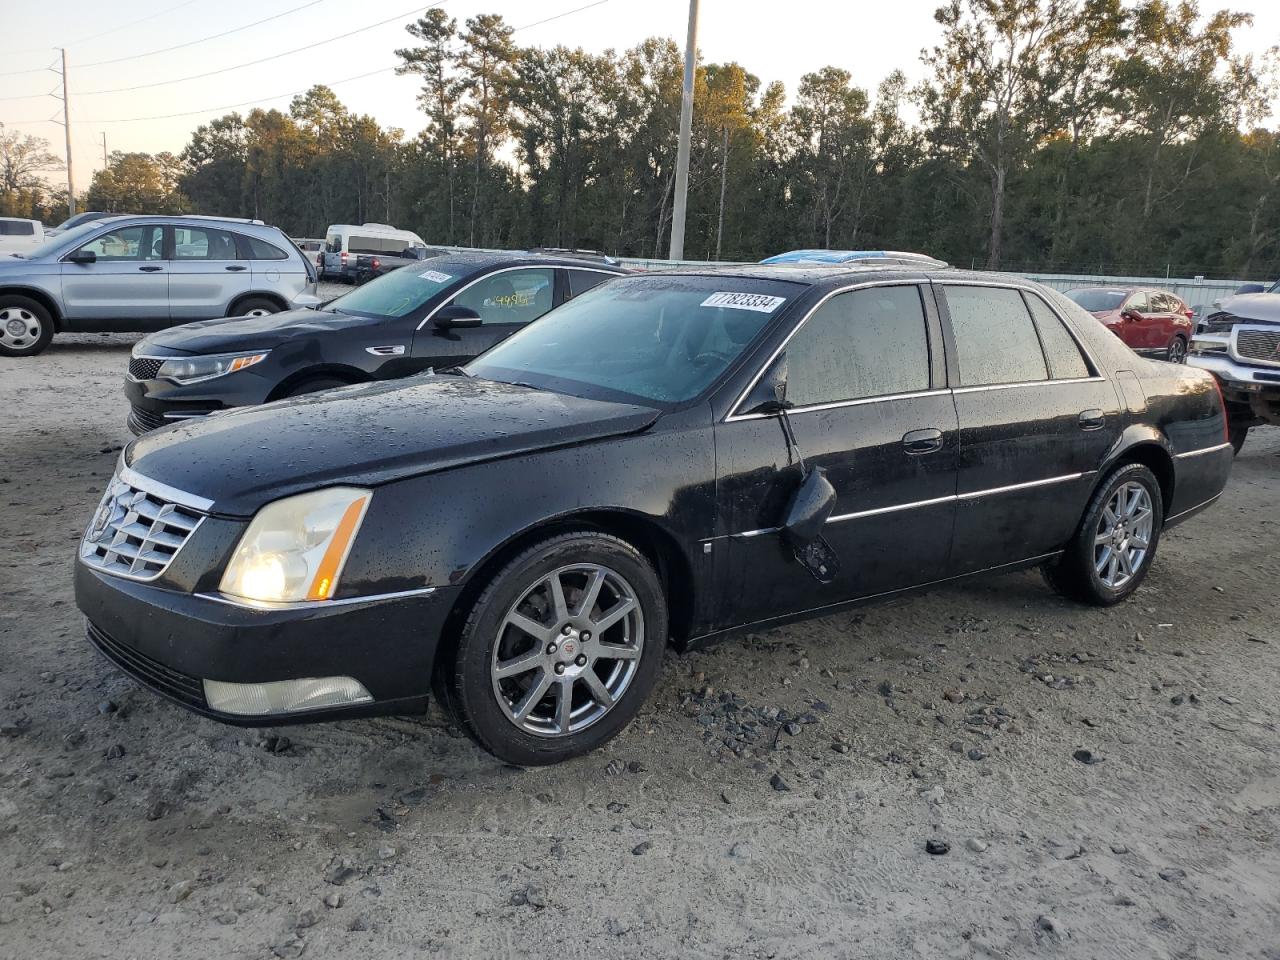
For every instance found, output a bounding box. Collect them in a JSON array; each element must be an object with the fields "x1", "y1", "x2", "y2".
[{"x1": 0, "y1": 218, "x2": 45, "y2": 256}]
